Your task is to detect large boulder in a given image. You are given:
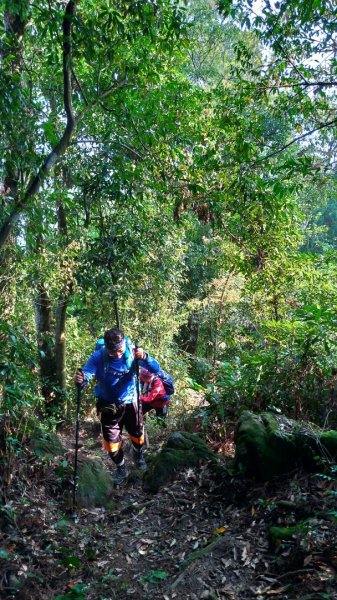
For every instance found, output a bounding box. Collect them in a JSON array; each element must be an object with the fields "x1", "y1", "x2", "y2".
[
  {"x1": 234, "y1": 411, "x2": 337, "y2": 481},
  {"x1": 143, "y1": 431, "x2": 217, "y2": 492},
  {"x1": 28, "y1": 429, "x2": 115, "y2": 508},
  {"x1": 75, "y1": 457, "x2": 115, "y2": 508}
]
